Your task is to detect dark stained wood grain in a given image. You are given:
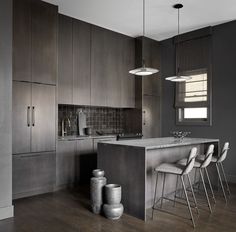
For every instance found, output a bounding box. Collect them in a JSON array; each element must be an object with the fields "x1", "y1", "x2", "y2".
[{"x1": 1, "y1": 184, "x2": 235, "y2": 231}]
